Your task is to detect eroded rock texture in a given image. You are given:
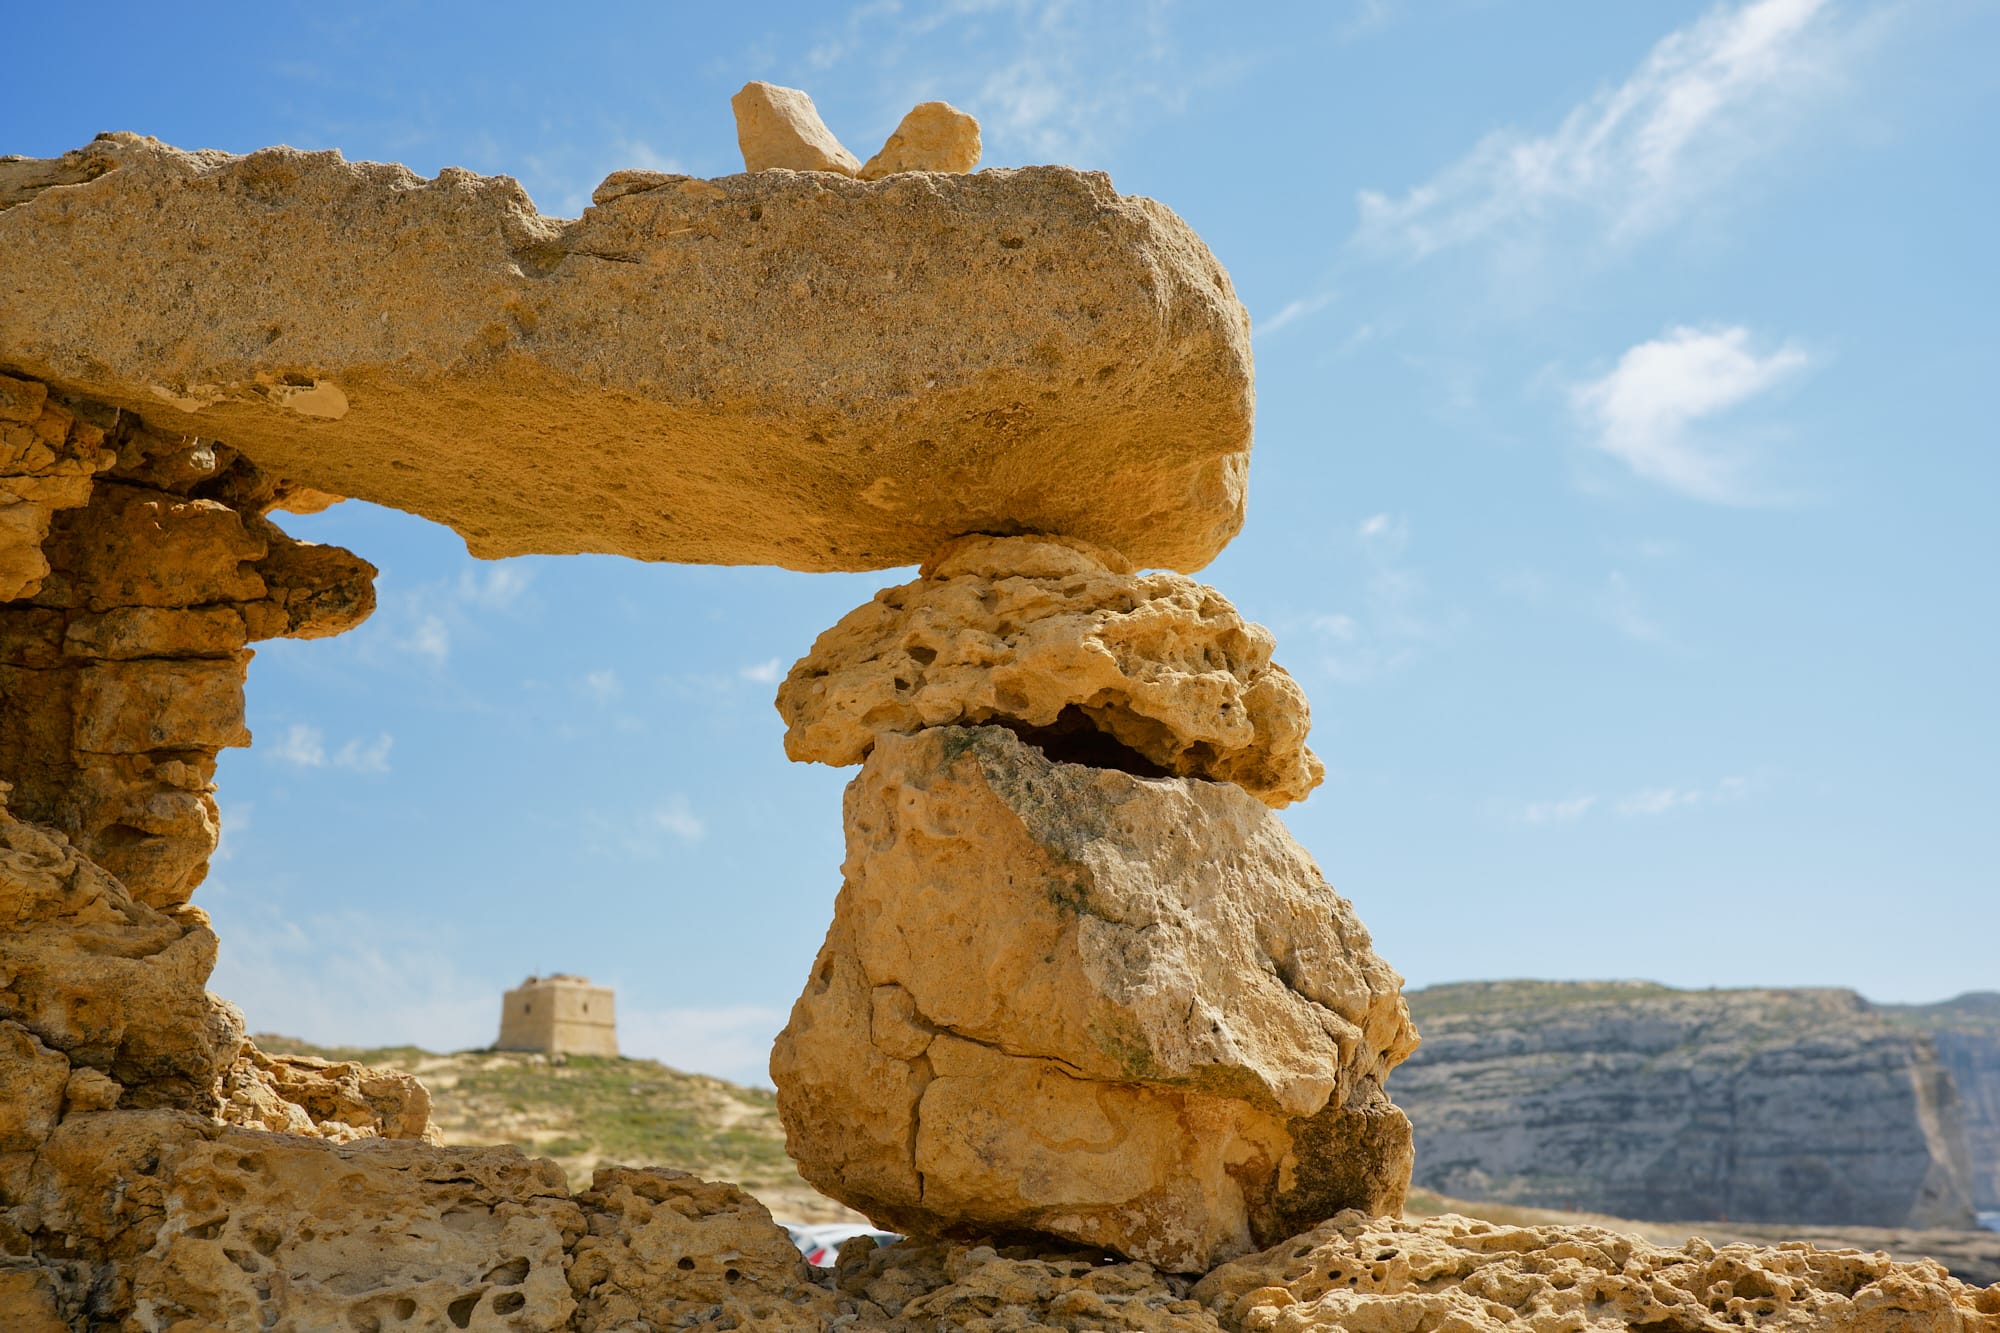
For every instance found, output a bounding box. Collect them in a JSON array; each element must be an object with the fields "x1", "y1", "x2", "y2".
[
  {"x1": 779, "y1": 535, "x2": 1323, "y2": 807},
  {"x1": 0, "y1": 389, "x2": 374, "y2": 908},
  {"x1": 1193, "y1": 1211, "x2": 2000, "y2": 1332},
  {"x1": 0, "y1": 133, "x2": 1252, "y2": 573},
  {"x1": 772, "y1": 725, "x2": 1415, "y2": 1271}
]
